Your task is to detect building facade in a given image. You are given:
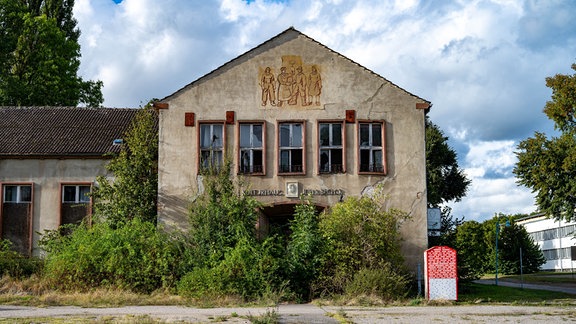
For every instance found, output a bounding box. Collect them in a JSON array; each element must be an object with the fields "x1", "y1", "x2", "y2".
[
  {"x1": 156, "y1": 28, "x2": 430, "y2": 268},
  {"x1": 0, "y1": 107, "x2": 138, "y2": 255},
  {"x1": 518, "y1": 214, "x2": 576, "y2": 271}
]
